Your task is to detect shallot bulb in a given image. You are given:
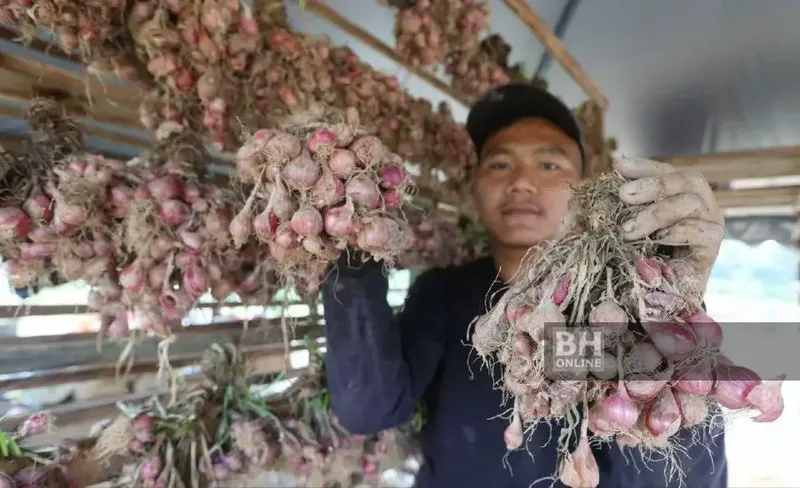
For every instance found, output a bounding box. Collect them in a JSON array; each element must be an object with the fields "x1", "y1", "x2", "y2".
[
  {"x1": 323, "y1": 204, "x2": 356, "y2": 238},
  {"x1": 311, "y1": 168, "x2": 345, "y2": 207},
  {"x1": 23, "y1": 194, "x2": 53, "y2": 221},
  {"x1": 588, "y1": 380, "x2": 639, "y2": 432},
  {"x1": 307, "y1": 128, "x2": 336, "y2": 156},
  {"x1": 0, "y1": 206, "x2": 32, "y2": 239},
  {"x1": 645, "y1": 388, "x2": 682, "y2": 438},
  {"x1": 147, "y1": 174, "x2": 183, "y2": 201},
  {"x1": 283, "y1": 149, "x2": 320, "y2": 190},
  {"x1": 711, "y1": 364, "x2": 761, "y2": 409},
  {"x1": 329, "y1": 149, "x2": 357, "y2": 179},
  {"x1": 558, "y1": 421, "x2": 599, "y2": 488},
  {"x1": 379, "y1": 164, "x2": 407, "y2": 188},
  {"x1": 290, "y1": 207, "x2": 323, "y2": 237},
  {"x1": 346, "y1": 175, "x2": 381, "y2": 209}
]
